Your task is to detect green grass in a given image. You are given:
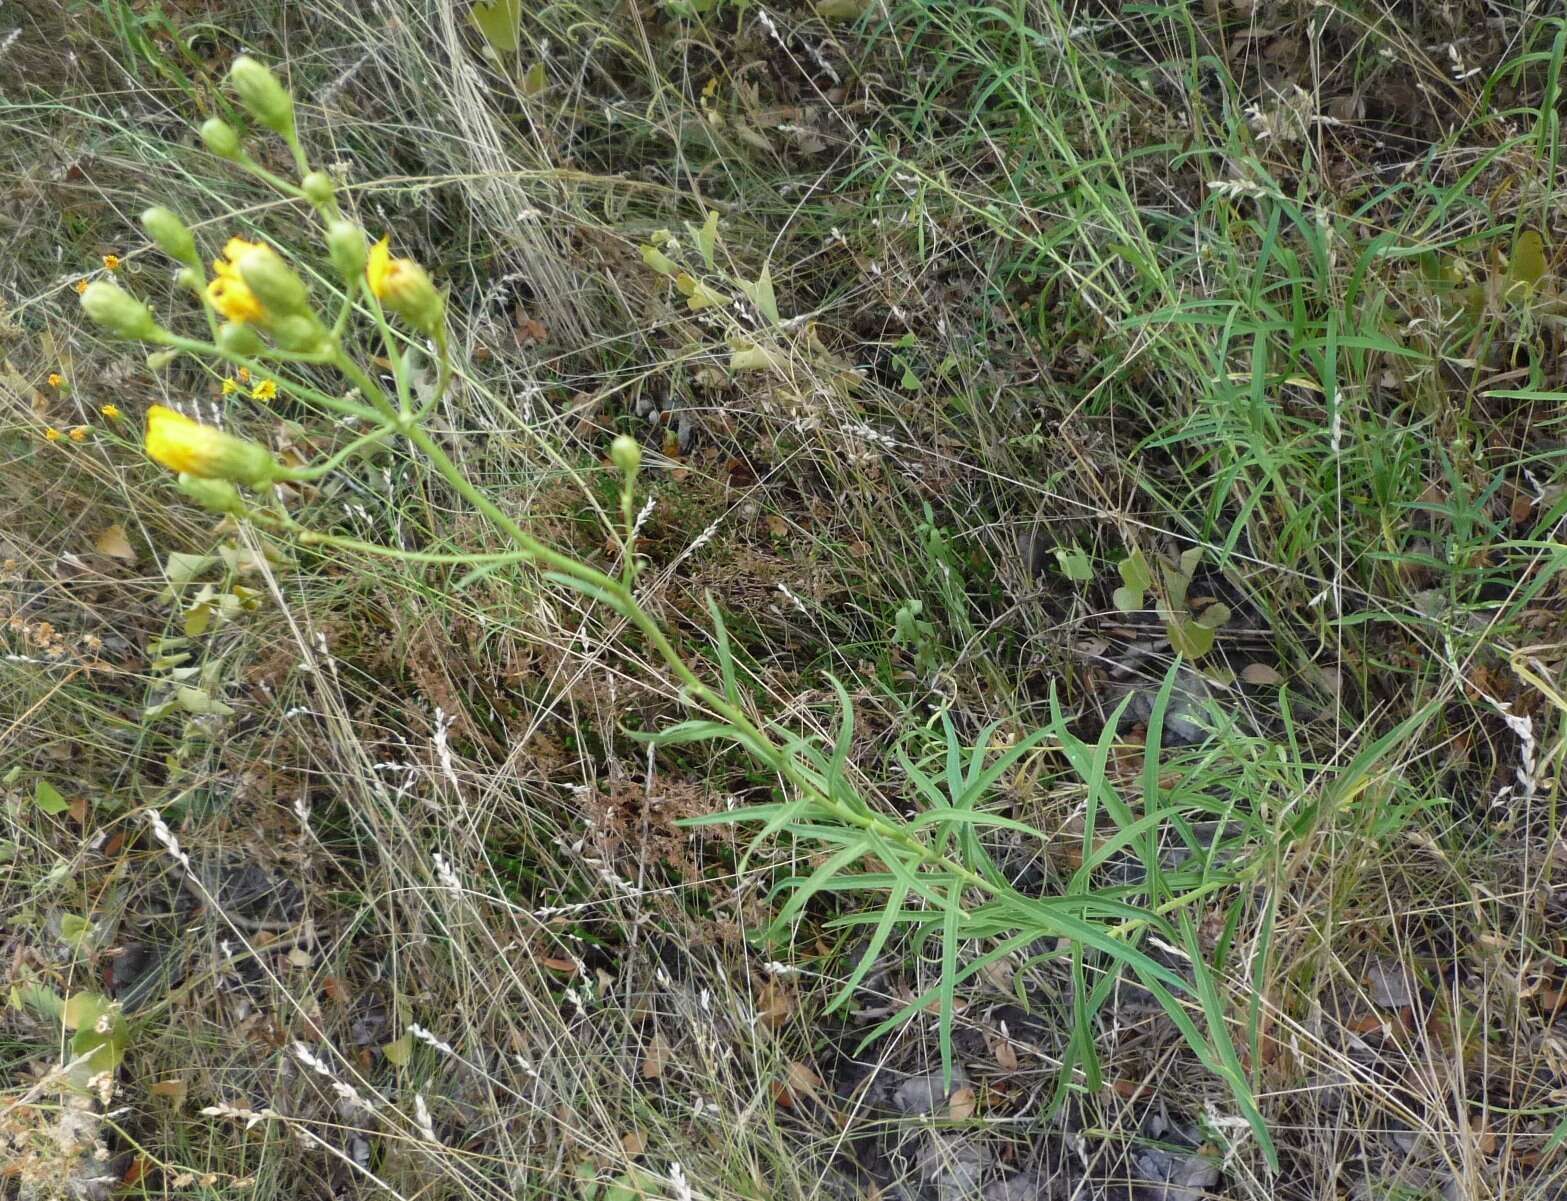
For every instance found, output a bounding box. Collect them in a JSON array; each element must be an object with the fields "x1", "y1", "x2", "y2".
[{"x1": 3, "y1": 0, "x2": 1566, "y2": 1198}]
